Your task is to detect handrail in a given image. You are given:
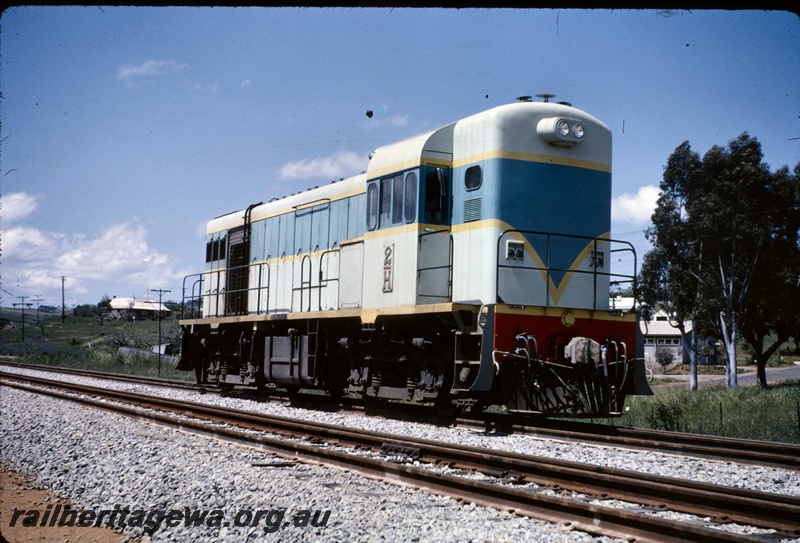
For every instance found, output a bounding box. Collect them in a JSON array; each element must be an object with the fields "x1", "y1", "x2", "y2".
[
  {"x1": 181, "y1": 262, "x2": 271, "y2": 319},
  {"x1": 495, "y1": 230, "x2": 637, "y2": 311},
  {"x1": 317, "y1": 248, "x2": 340, "y2": 311},
  {"x1": 292, "y1": 197, "x2": 331, "y2": 211}
]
